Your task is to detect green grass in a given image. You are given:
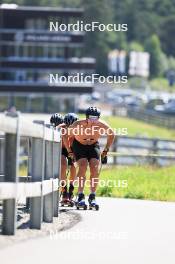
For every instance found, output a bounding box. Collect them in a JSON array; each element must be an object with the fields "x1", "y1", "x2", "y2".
[
  {"x1": 19, "y1": 165, "x2": 27, "y2": 177},
  {"x1": 103, "y1": 116, "x2": 175, "y2": 139},
  {"x1": 19, "y1": 163, "x2": 175, "y2": 202},
  {"x1": 150, "y1": 77, "x2": 175, "y2": 92},
  {"x1": 128, "y1": 77, "x2": 175, "y2": 92},
  {"x1": 92, "y1": 165, "x2": 175, "y2": 202}
]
